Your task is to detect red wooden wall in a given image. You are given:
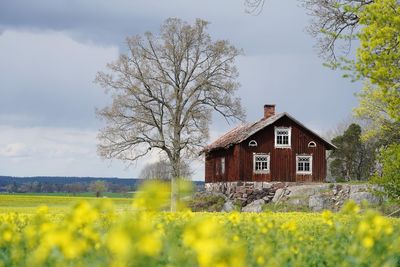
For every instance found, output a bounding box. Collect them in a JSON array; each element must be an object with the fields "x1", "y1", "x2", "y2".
[{"x1": 204, "y1": 116, "x2": 328, "y2": 183}]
